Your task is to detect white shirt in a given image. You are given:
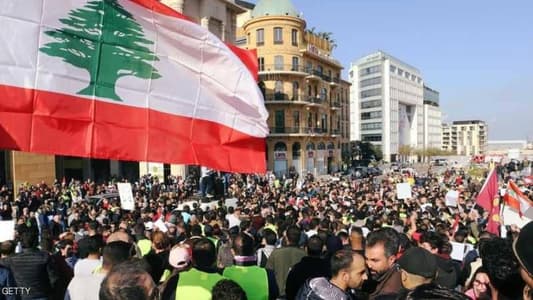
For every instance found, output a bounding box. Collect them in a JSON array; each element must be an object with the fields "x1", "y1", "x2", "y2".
[
  {"x1": 64, "y1": 273, "x2": 106, "y2": 300},
  {"x1": 226, "y1": 214, "x2": 241, "y2": 229},
  {"x1": 74, "y1": 258, "x2": 102, "y2": 277}
]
